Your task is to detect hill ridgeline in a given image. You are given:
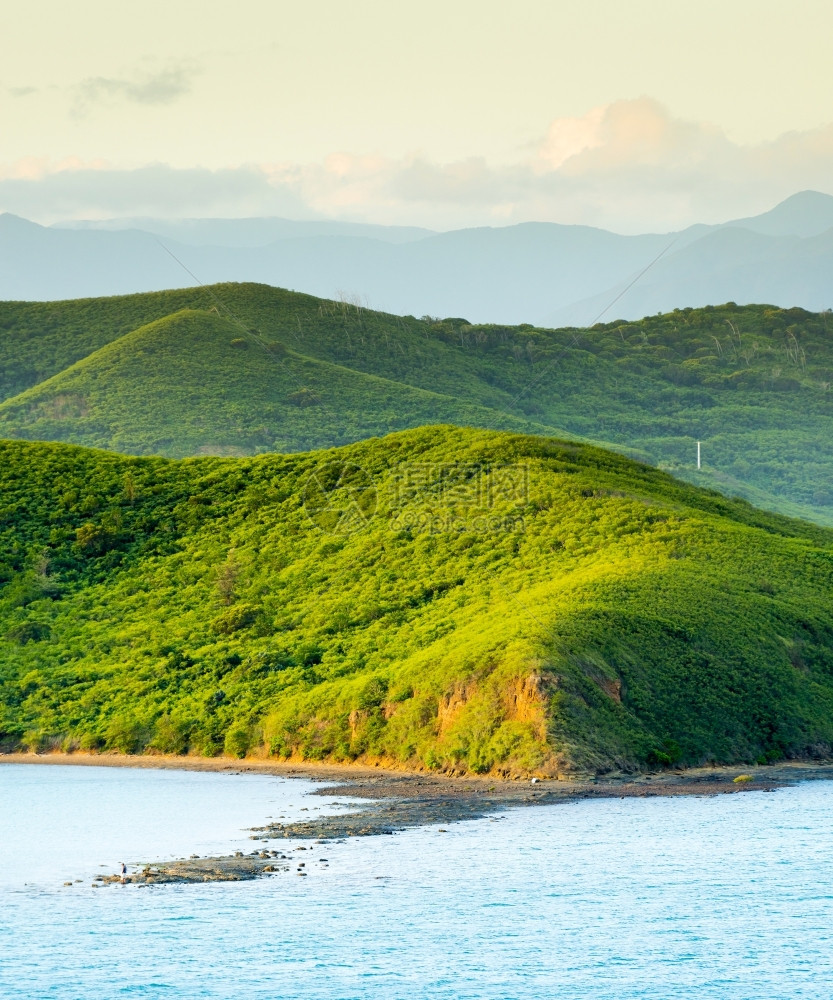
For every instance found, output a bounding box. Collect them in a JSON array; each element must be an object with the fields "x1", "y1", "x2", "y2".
[{"x1": 0, "y1": 283, "x2": 832, "y2": 526}]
